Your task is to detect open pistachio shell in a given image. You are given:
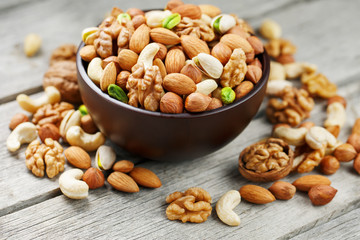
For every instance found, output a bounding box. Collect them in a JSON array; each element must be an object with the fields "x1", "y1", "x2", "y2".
[
  {"x1": 193, "y1": 53, "x2": 223, "y2": 79},
  {"x1": 95, "y1": 145, "x2": 116, "y2": 171},
  {"x1": 211, "y1": 14, "x2": 236, "y2": 34}
]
